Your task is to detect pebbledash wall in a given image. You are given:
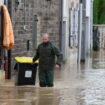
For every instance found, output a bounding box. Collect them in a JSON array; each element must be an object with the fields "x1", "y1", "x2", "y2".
[{"x1": 10, "y1": 0, "x2": 61, "y2": 70}]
